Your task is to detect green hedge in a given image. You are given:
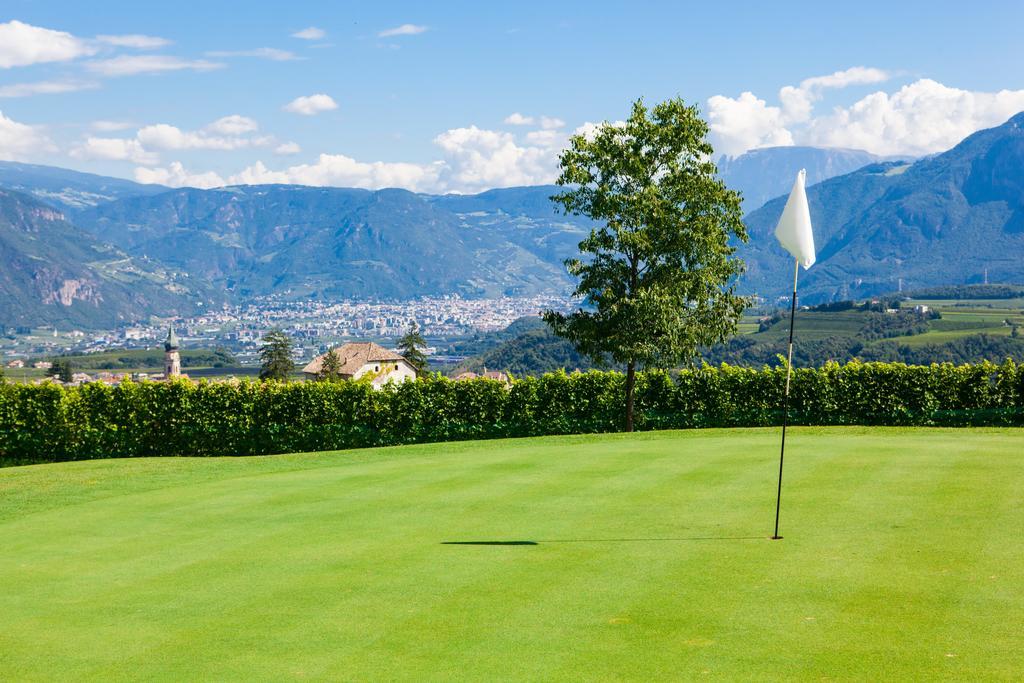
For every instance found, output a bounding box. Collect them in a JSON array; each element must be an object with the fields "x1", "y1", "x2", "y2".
[{"x1": 1, "y1": 360, "x2": 1021, "y2": 463}]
